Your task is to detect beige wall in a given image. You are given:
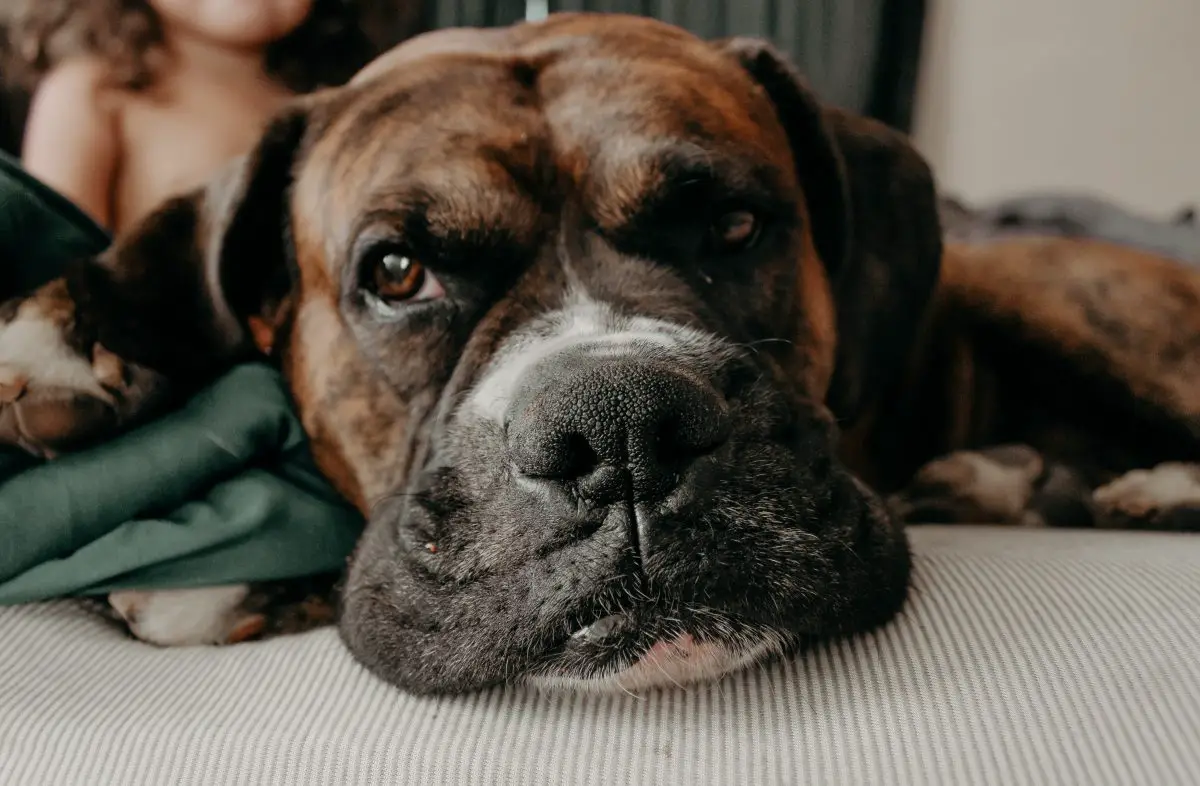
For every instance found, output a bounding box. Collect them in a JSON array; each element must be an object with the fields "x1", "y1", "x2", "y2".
[{"x1": 912, "y1": 0, "x2": 1200, "y2": 215}]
